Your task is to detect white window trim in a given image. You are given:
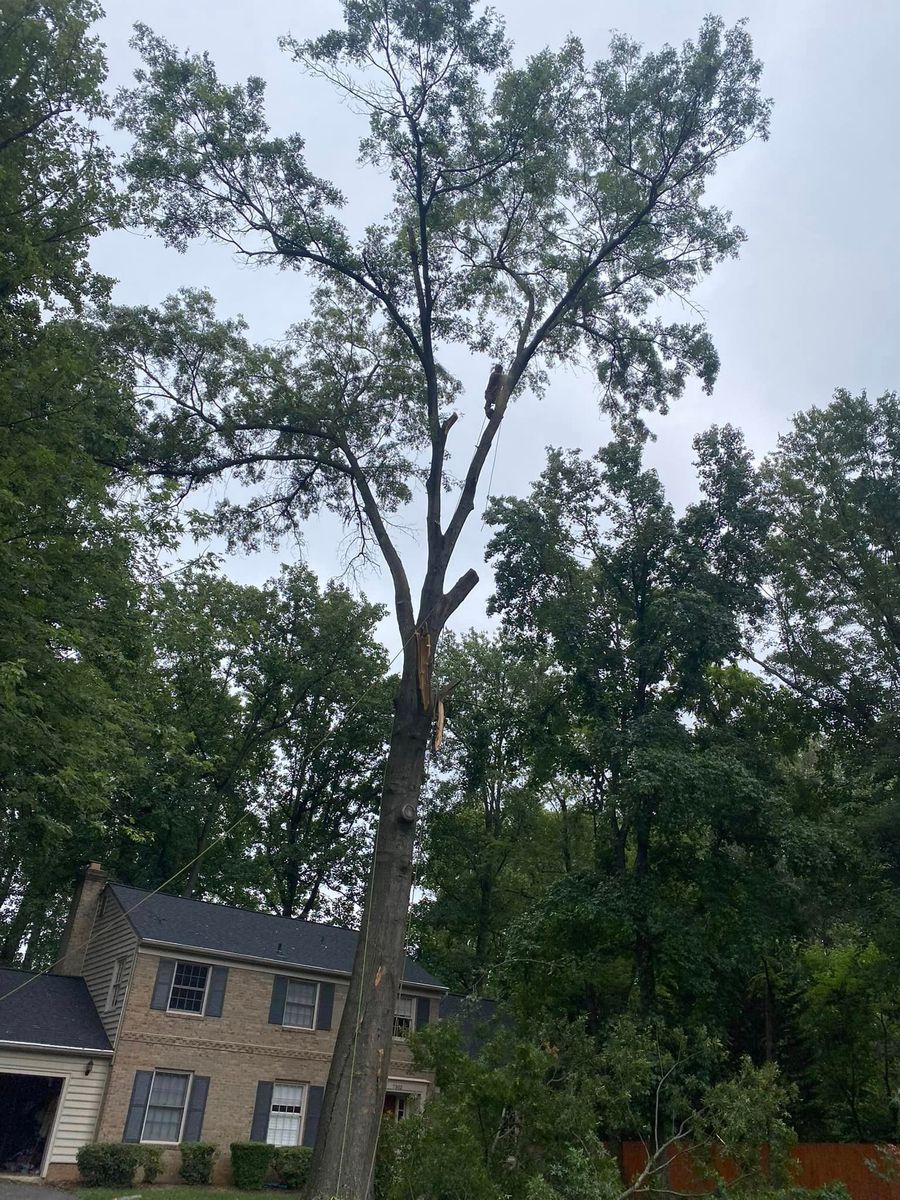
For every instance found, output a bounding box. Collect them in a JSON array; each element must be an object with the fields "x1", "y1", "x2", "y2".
[
  {"x1": 104, "y1": 956, "x2": 126, "y2": 1012},
  {"x1": 166, "y1": 960, "x2": 211, "y2": 1017},
  {"x1": 266, "y1": 1079, "x2": 309, "y2": 1147},
  {"x1": 282, "y1": 979, "x2": 320, "y2": 1030},
  {"x1": 140, "y1": 1069, "x2": 192, "y2": 1145}
]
